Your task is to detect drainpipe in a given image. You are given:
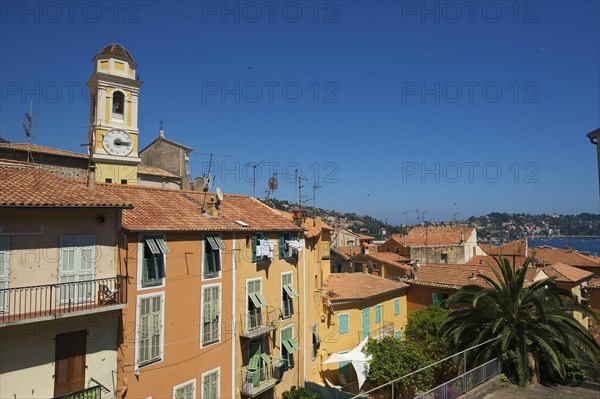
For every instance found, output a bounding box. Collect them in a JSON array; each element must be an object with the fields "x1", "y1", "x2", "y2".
[
  {"x1": 232, "y1": 233, "x2": 237, "y2": 399},
  {"x1": 302, "y1": 234, "x2": 307, "y2": 385}
]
